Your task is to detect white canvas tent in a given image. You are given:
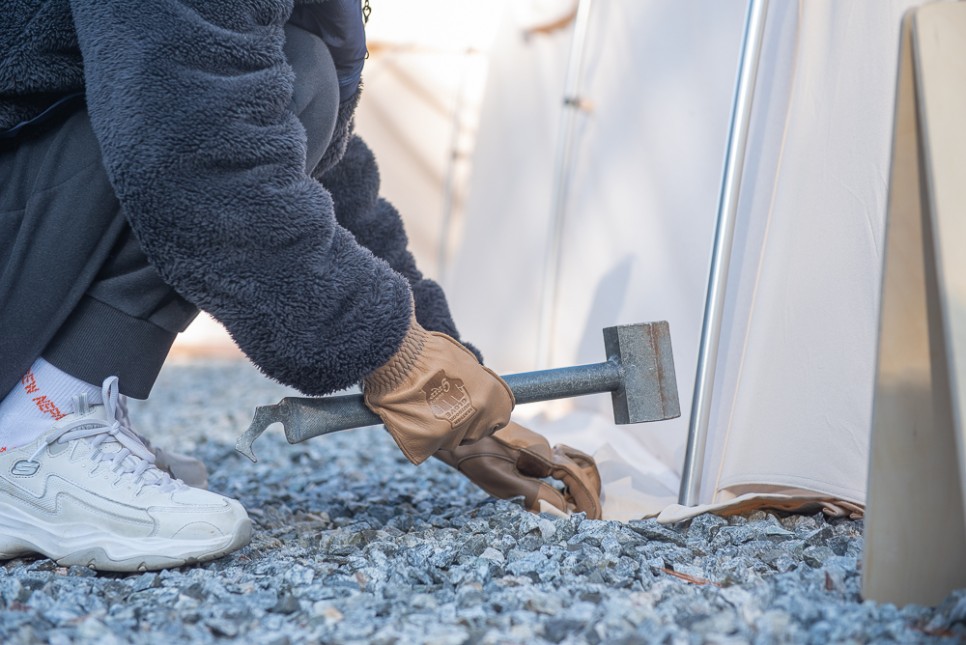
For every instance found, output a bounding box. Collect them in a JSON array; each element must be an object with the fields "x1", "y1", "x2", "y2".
[{"x1": 353, "y1": 0, "x2": 947, "y2": 520}]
